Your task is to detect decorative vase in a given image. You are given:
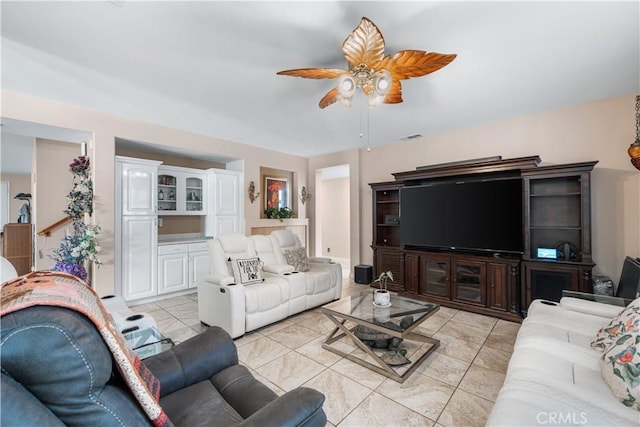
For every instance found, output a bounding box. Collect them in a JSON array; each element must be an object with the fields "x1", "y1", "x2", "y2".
[
  {"x1": 374, "y1": 289, "x2": 391, "y2": 307},
  {"x1": 53, "y1": 262, "x2": 87, "y2": 281}
]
